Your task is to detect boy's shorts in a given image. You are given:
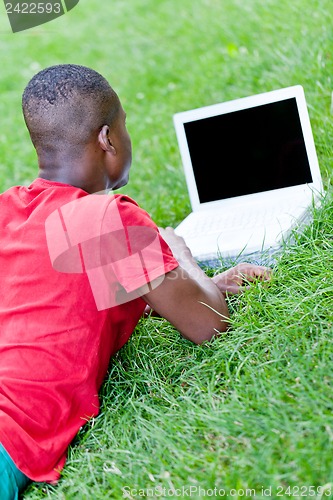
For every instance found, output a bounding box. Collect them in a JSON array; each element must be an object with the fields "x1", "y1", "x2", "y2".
[{"x1": 0, "y1": 443, "x2": 30, "y2": 500}]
